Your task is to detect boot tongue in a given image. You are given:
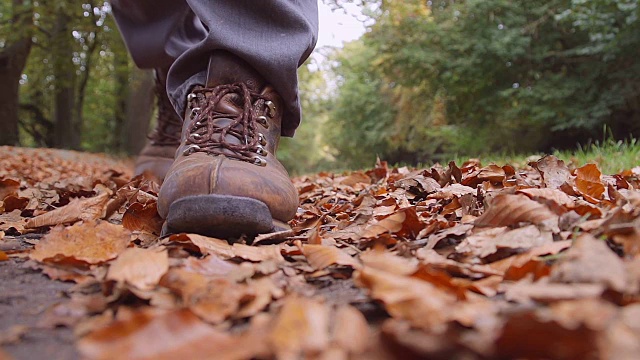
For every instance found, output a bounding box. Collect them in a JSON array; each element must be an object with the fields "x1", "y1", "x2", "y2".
[{"x1": 206, "y1": 51, "x2": 266, "y2": 92}]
